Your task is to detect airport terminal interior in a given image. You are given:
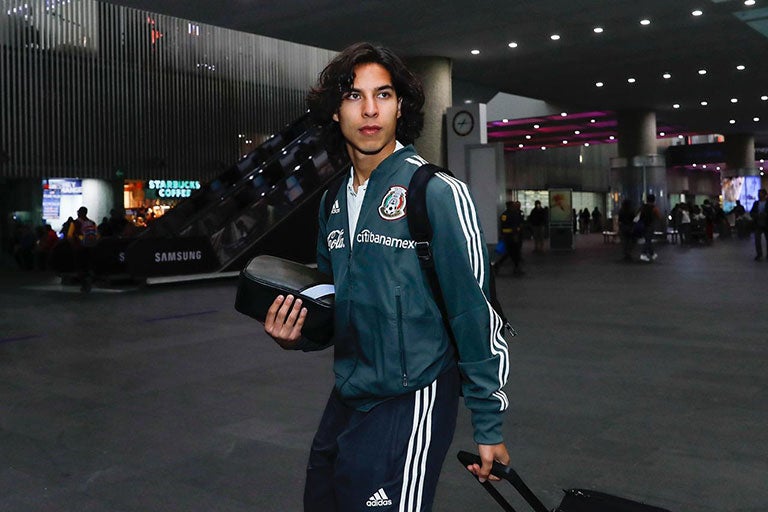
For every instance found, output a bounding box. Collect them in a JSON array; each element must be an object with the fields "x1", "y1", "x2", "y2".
[{"x1": 2, "y1": 0, "x2": 768, "y2": 511}]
